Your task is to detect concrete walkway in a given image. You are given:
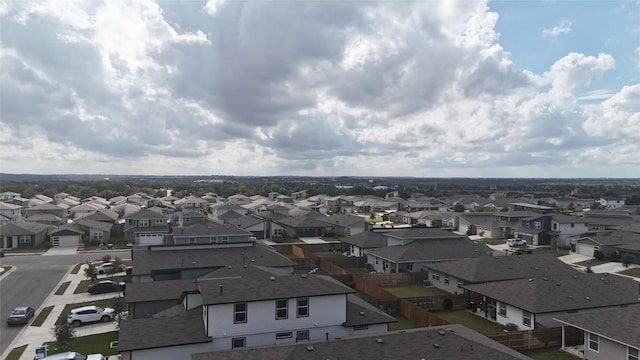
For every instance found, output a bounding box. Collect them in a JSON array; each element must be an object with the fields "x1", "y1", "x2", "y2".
[
  {"x1": 299, "y1": 237, "x2": 326, "y2": 244},
  {"x1": 1, "y1": 263, "x2": 121, "y2": 360}
]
